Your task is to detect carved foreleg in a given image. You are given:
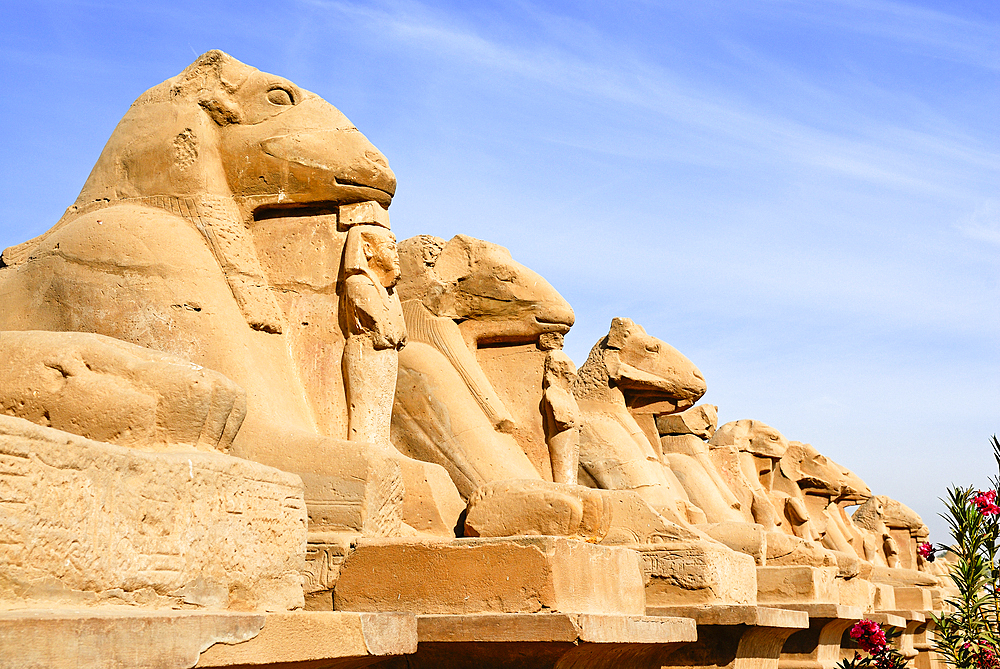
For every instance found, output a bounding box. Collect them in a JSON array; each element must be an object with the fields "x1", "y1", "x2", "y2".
[{"x1": 0, "y1": 330, "x2": 245, "y2": 451}]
